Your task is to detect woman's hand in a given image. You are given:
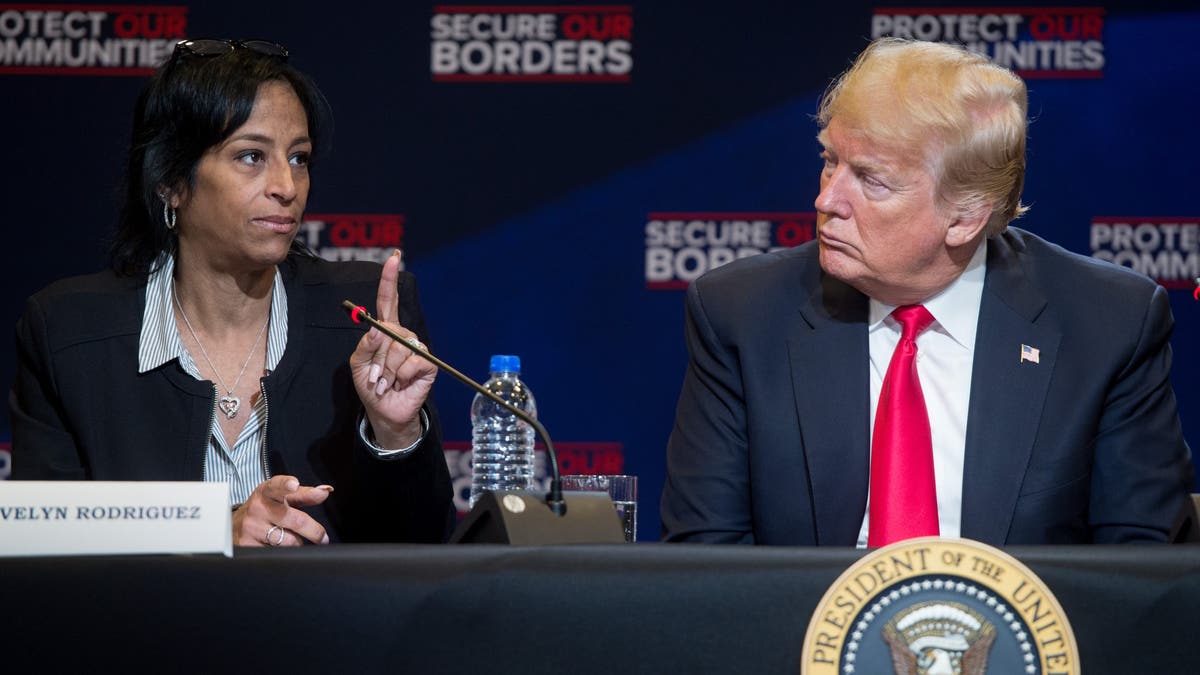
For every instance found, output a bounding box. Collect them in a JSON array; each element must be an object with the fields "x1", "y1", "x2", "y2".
[
  {"x1": 349, "y1": 250, "x2": 437, "y2": 449},
  {"x1": 232, "y1": 475, "x2": 332, "y2": 546}
]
